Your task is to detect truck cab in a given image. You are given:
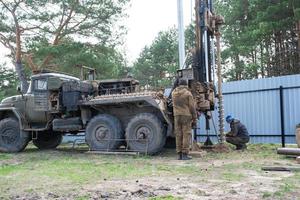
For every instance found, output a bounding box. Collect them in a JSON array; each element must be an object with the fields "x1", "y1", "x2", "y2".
[
  {"x1": 25, "y1": 73, "x2": 80, "y2": 126},
  {"x1": 0, "y1": 73, "x2": 88, "y2": 152}
]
